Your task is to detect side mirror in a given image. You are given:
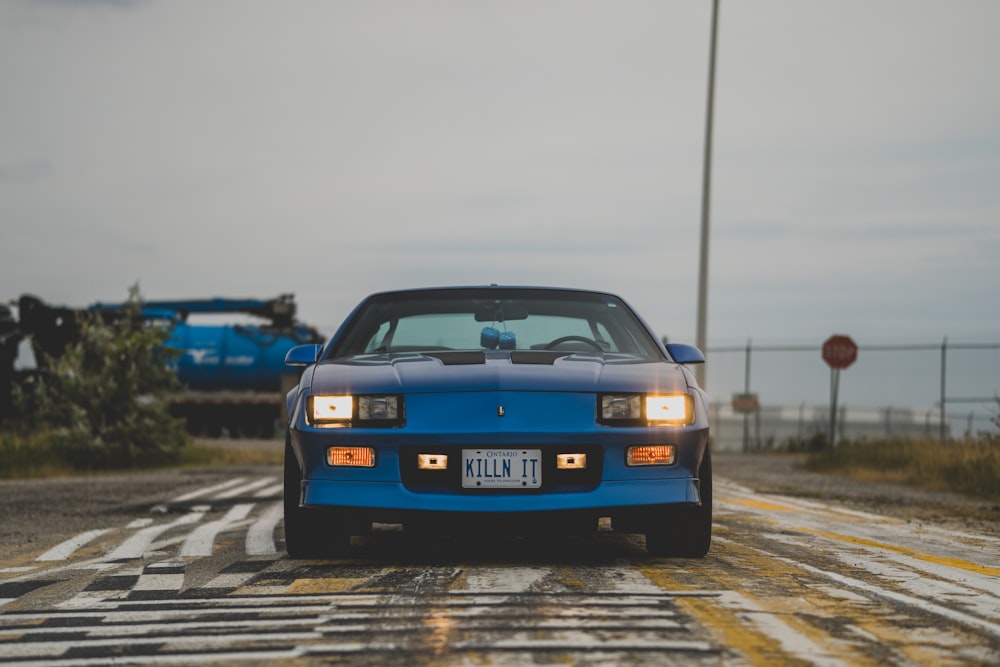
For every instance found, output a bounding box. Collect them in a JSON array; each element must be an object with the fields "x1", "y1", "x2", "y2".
[
  {"x1": 285, "y1": 343, "x2": 322, "y2": 367},
  {"x1": 665, "y1": 343, "x2": 705, "y2": 364}
]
